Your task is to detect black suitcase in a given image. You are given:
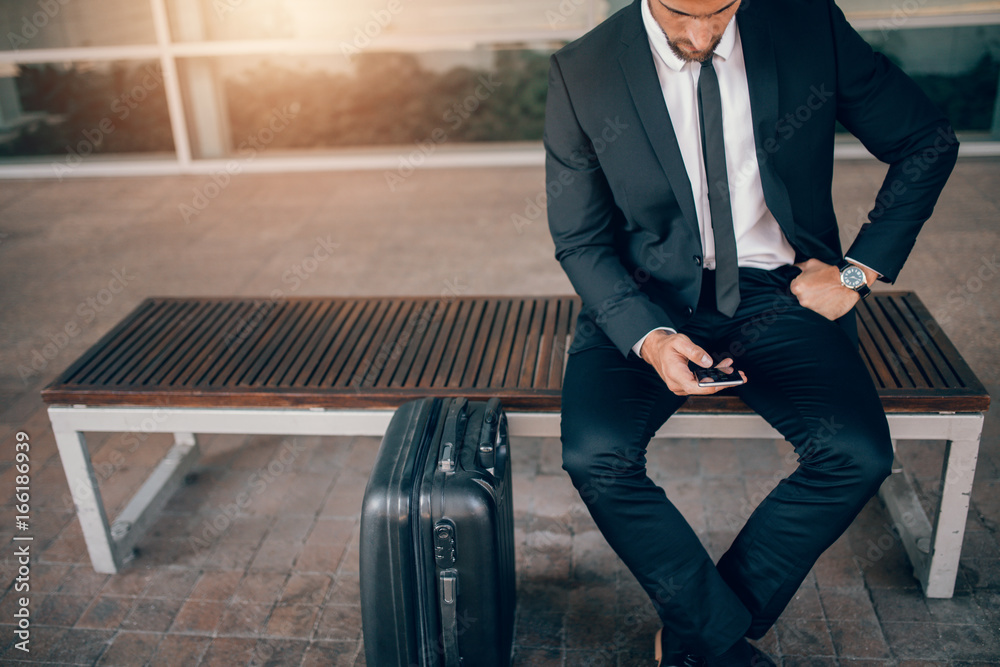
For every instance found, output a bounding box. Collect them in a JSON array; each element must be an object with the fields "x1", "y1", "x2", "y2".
[{"x1": 360, "y1": 397, "x2": 516, "y2": 667}]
